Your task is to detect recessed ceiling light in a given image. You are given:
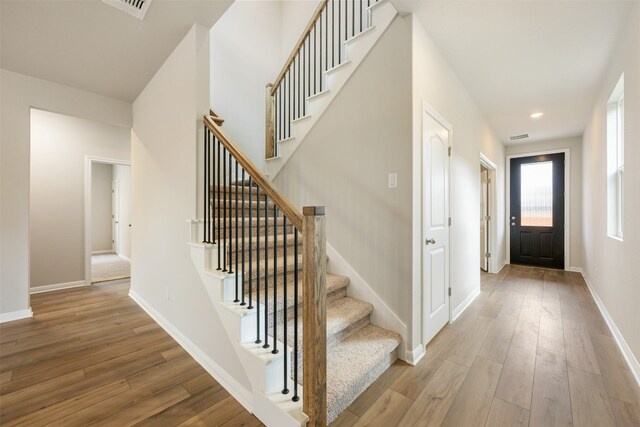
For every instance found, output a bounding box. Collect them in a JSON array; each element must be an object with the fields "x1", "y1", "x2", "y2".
[{"x1": 530, "y1": 112, "x2": 544, "y2": 118}]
